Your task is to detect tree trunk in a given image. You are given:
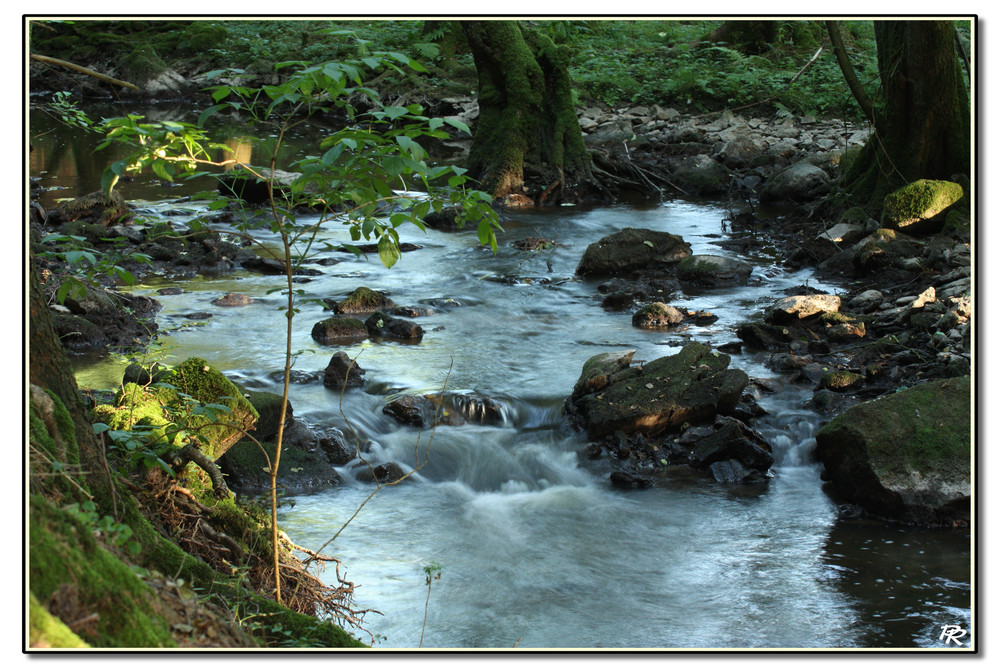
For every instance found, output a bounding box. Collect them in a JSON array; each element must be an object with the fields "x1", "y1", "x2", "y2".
[
  {"x1": 29, "y1": 263, "x2": 103, "y2": 476},
  {"x1": 460, "y1": 21, "x2": 594, "y2": 205},
  {"x1": 842, "y1": 20, "x2": 971, "y2": 210}
]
